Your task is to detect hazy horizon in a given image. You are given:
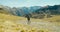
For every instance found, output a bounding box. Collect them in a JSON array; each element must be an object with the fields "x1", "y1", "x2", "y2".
[{"x1": 0, "y1": 0, "x2": 60, "y2": 7}]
